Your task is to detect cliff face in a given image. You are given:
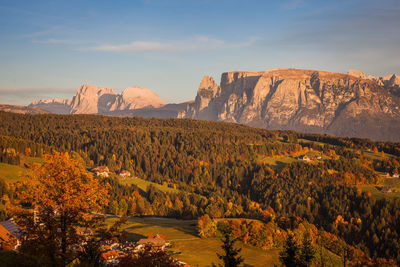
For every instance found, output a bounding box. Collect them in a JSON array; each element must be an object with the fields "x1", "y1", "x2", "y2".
[
  {"x1": 184, "y1": 69, "x2": 400, "y2": 141},
  {"x1": 29, "y1": 84, "x2": 165, "y2": 114}
]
